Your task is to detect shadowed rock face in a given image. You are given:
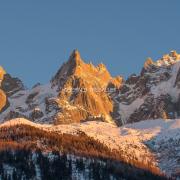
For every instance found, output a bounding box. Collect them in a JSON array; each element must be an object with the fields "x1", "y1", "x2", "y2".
[
  {"x1": 114, "y1": 51, "x2": 180, "y2": 125},
  {"x1": 0, "y1": 66, "x2": 25, "y2": 114},
  {"x1": 1, "y1": 74, "x2": 25, "y2": 96}
]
